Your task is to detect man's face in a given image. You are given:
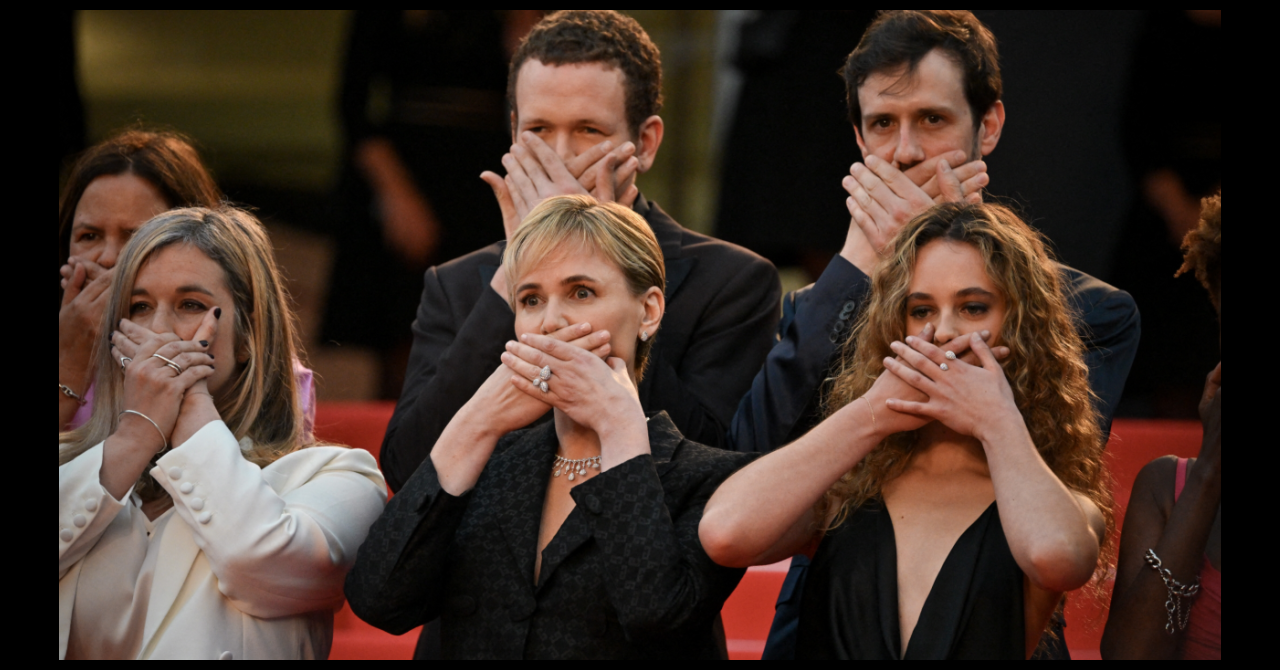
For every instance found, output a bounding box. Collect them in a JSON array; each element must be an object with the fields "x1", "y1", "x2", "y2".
[
  {"x1": 855, "y1": 48, "x2": 998, "y2": 171},
  {"x1": 513, "y1": 59, "x2": 656, "y2": 170}
]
